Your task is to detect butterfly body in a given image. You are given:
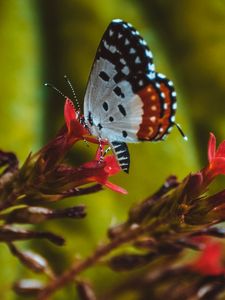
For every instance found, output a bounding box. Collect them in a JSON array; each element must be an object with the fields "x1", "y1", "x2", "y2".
[{"x1": 83, "y1": 19, "x2": 177, "y2": 173}]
